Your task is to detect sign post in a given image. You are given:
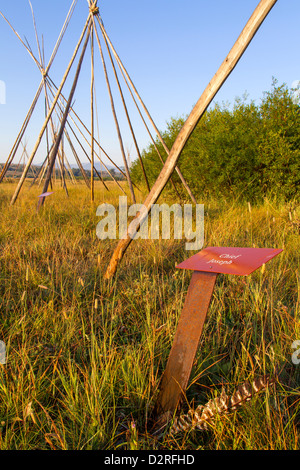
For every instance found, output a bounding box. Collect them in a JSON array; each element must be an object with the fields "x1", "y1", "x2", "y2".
[{"x1": 153, "y1": 246, "x2": 283, "y2": 418}]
